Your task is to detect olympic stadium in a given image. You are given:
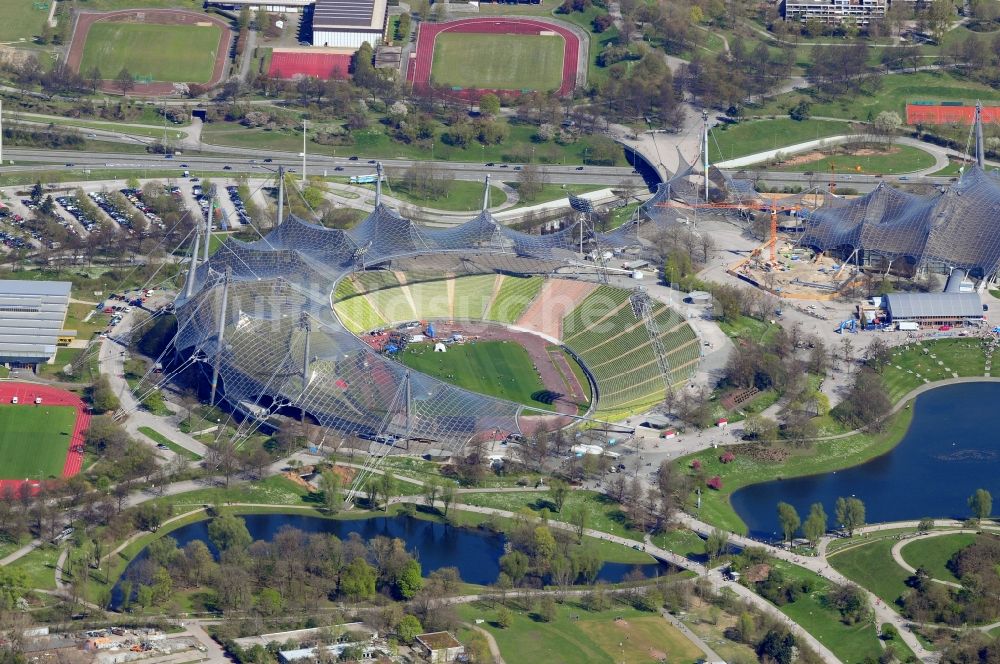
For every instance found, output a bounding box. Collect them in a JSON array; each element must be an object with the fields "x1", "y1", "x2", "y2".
[{"x1": 165, "y1": 175, "x2": 701, "y2": 455}]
